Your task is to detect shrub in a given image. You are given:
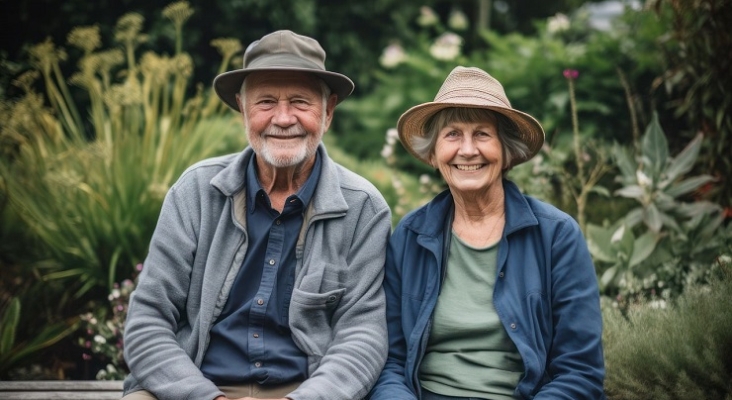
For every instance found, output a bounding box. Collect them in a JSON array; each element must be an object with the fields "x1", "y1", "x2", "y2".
[{"x1": 603, "y1": 264, "x2": 732, "y2": 399}]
